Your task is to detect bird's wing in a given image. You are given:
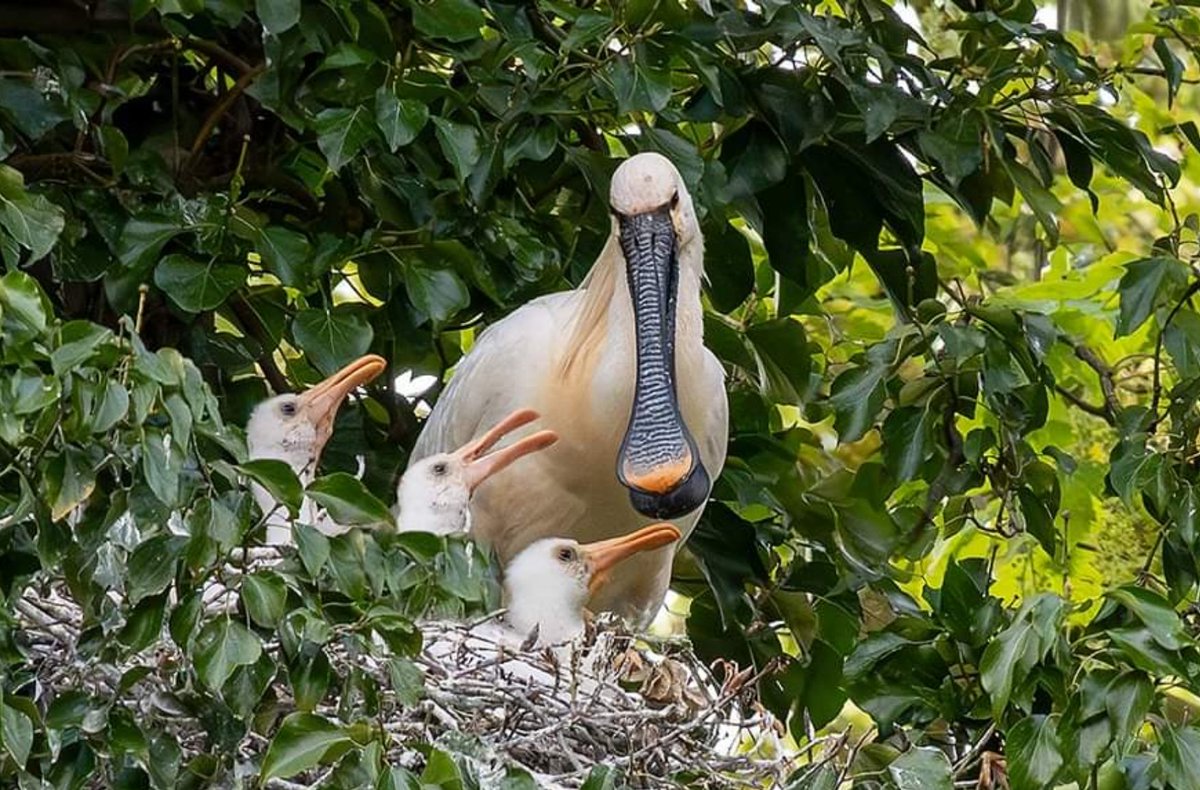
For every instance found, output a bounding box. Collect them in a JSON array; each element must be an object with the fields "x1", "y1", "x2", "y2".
[
  {"x1": 697, "y1": 346, "x2": 730, "y2": 481},
  {"x1": 410, "y1": 291, "x2": 580, "y2": 464}
]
